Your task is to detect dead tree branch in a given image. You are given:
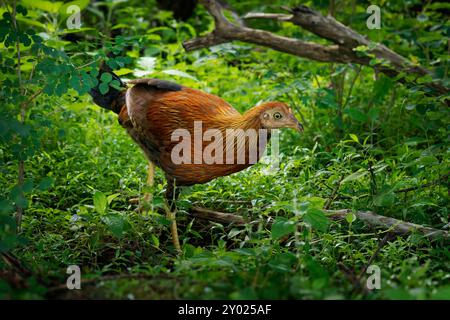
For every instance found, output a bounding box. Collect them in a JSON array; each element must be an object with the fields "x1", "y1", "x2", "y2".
[
  {"x1": 190, "y1": 206, "x2": 246, "y2": 224},
  {"x1": 183, "y1": 0, "x2": 448, "y2": 96},
  {"x1": 189, "y1": 206, "x2": 449, "y2": 241}
]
